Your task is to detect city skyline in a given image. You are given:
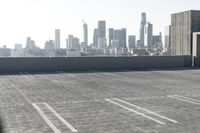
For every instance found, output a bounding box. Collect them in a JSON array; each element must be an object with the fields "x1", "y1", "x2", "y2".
[{"x1": 0, "y1": 0, "x2": 200, "y2": 48}]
